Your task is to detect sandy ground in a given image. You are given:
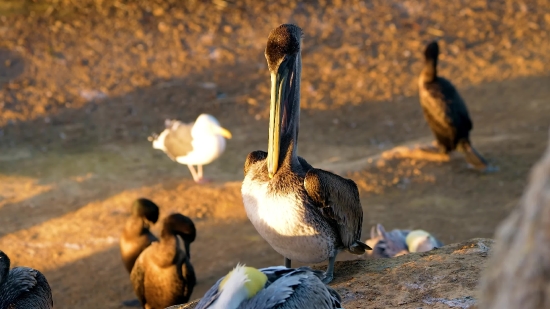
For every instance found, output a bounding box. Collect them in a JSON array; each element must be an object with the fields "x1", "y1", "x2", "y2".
[{"x1": 0, "y1": 0, "x2": 550, "y2": 308}]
